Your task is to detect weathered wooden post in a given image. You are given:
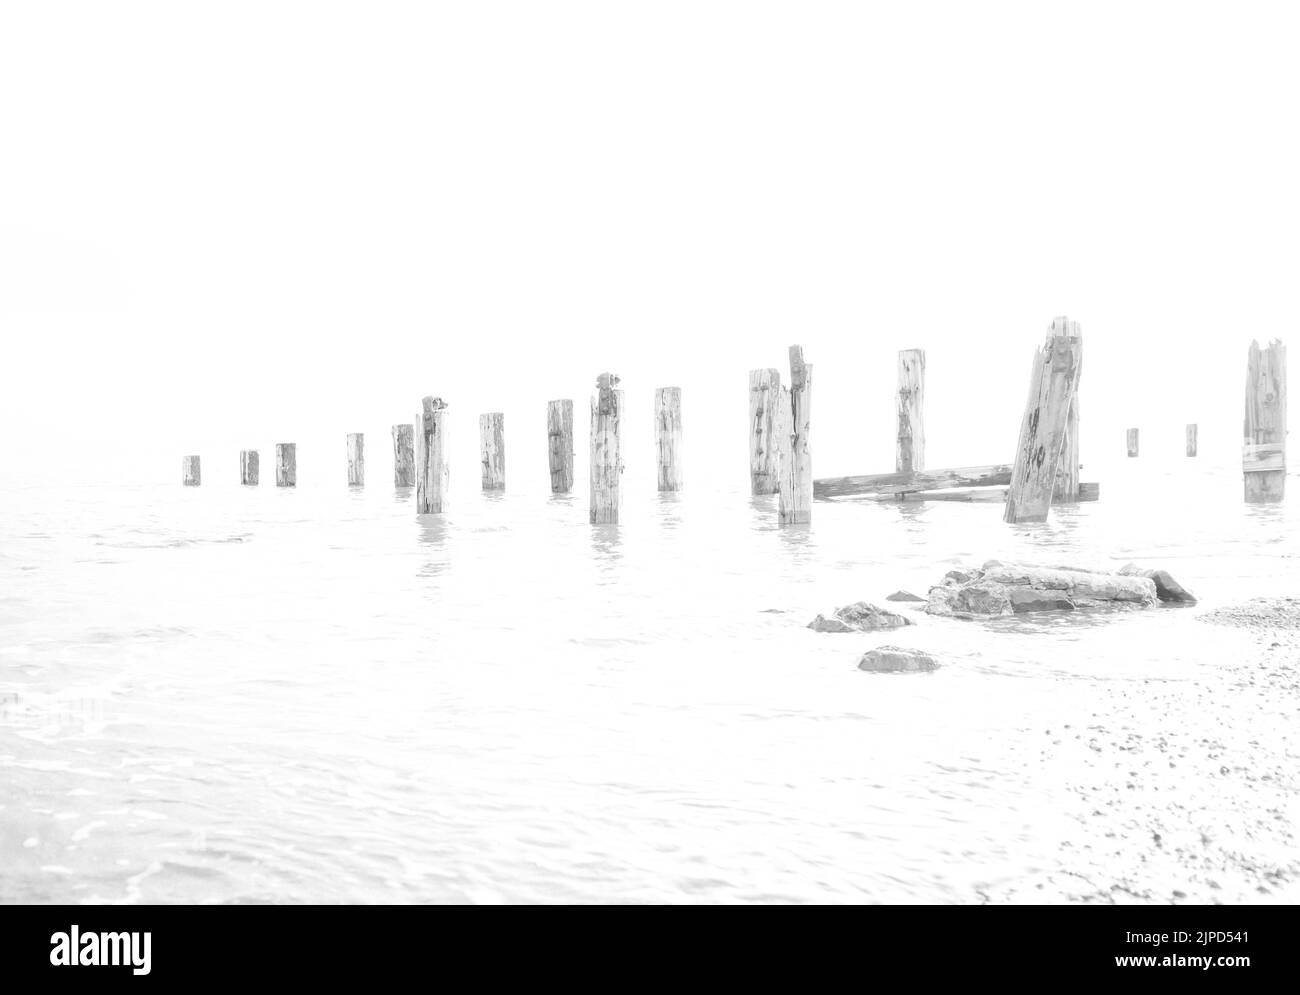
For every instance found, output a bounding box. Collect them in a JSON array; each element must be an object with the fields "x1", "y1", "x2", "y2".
[
  {"x1": 778, "y1": 346, "x2": 812, "y2": 524},
  {"x1": 655, "y1": 387, "x2": 682, "y2": 491},
  {"x1": 547, "y1": 400, "x2": 574, "y2": 493},
  {"x1": 480, "y1": 413, "x2": 505, "y2": 490},
  {"x1": 1244, "y1": 339, "x2": 1286, "y2": 503},
  {"x1": 240, "y1": 449, "x2": 259, "y2": 485},
  {"x1": 391, "y1": 424, "x2": 414, "y2": 486},
  {"x1": 416, "y1": 397, "x2": 449, "y2": 513},
  {"x1": 275, "y1": 443, "x2": 296, "y2": 487},
  {"x1": 1126, "y1": 428, "x2": 1139, "y2": 458},
  {"x1": 895, "y1": 349, "x2": 925, "y2": 474},
  {"x1": 748, "y1": 369, "x2": 781, "y2": 495},
  {"x1": 1004, "y1": 333, "x2": 1082, "y2": 524},
  {"x1": 182, "y1": 456, "x2": 201, "y2": 486},
  {"x1": 590, "y1": 373, "x2": 623, "y2": 523},
  {"x1": 1047, "y1": 317, "x2": 1082, "y2": 502},
  {"x1": 1186, "y1": 424, "x2": 1198, "y2": 457},
  {"x1": 347, "y1": 433, "x2": 364, "y2": 486}
]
